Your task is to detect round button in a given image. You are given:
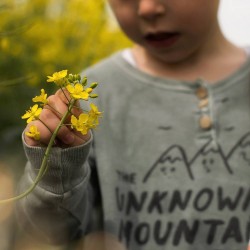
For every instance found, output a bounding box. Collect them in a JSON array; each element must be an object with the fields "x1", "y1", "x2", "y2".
[
  {"x1": 196, "y1": 87, "x2": 208, "y2": 99},
  {"x1": 199, "y1": 115, "x2": 212, "y2": 130}
]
